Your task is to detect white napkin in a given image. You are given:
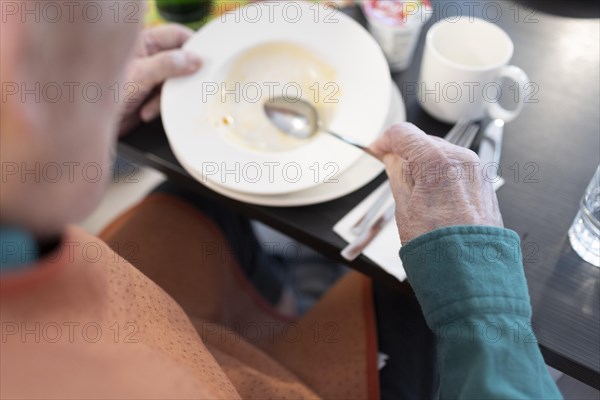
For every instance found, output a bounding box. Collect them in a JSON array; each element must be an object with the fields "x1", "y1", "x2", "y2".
[
  {"x1": 333, "y1": 178, "x2": 506, "y2": 283},
  {"x1": 333, "y1": 182, "x2": 406, "y2": 281}
]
